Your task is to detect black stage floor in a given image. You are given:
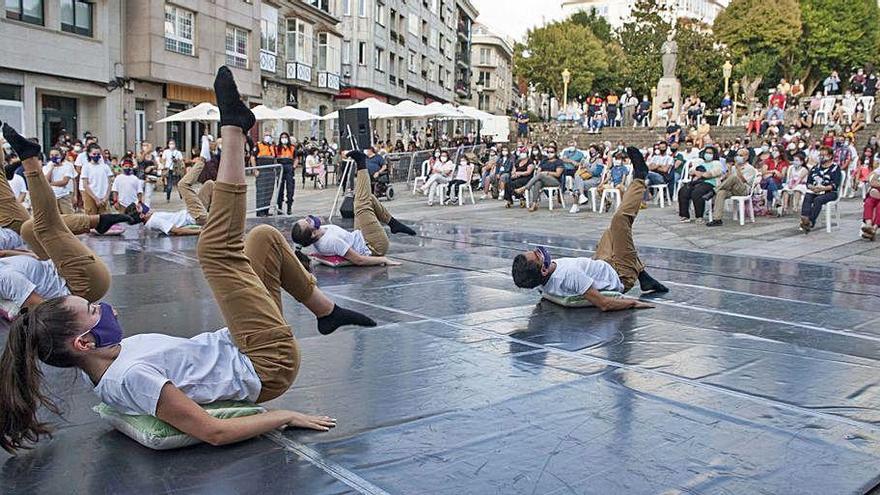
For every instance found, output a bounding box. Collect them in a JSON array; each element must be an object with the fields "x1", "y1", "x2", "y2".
[{"x1": 2, "y1": 219, "x2": 880, "y2": 495}]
